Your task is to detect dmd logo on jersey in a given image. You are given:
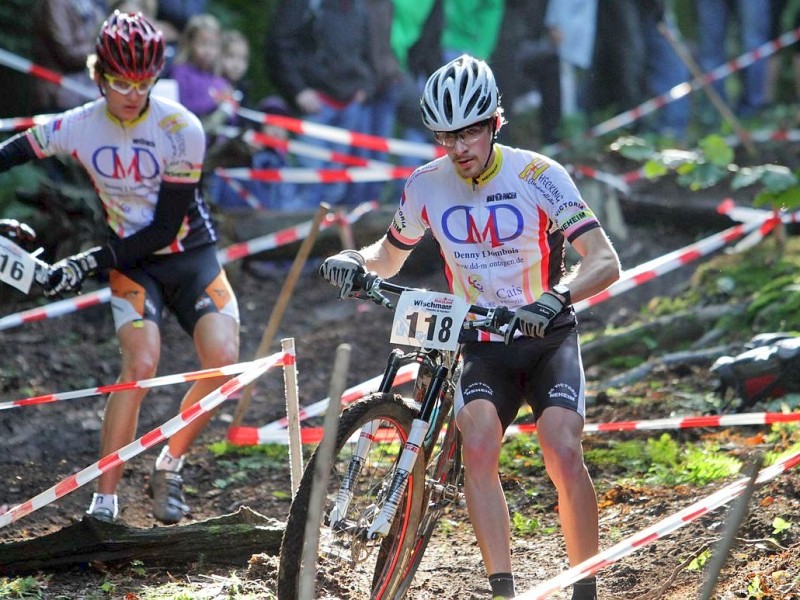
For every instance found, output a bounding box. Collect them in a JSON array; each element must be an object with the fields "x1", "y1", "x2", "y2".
[
  {"x1": 93, "y1": 146, "x2": 160, "y2": 181},
  {"x1": 485, "y1": 191, "x2": 517, "y2": 203},
  {"x1": 441, "y1": 204, "x2": 523, "y2": 248}
]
